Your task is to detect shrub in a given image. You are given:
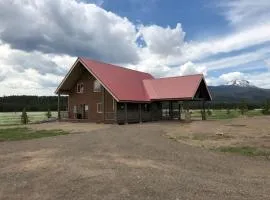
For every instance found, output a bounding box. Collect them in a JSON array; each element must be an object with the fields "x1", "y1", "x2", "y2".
[
  {"x1": 239, "y1": 100, "x2": 248, "y2": 115},
  {"x1": 21, "y1": 108, "x2": 29, "y2": 124},
  {"x1": 45, "y1": 108, "x2": 52, "y2": 118},
  {"x1": 207, "y1": 109, "x2": 212, "y2": 116},
  {"x1": 262, "y1": 100, "x2": 270, "y2": 115}
]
